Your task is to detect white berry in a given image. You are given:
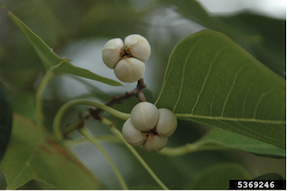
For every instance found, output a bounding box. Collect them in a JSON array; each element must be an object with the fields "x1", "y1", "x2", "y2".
[
  {"x1": 122, "y1": 119, "x2": 147, "y2": 146},
  {"x1": 155, "y1": 108, "x2": 178, "y2": 137},
  {"x1": 114, "y1": 57, "x2": 145, "y2": 83},
  {"x1": 124, "y1": 34, "x2": 151, "y2": 62},
  {"x1": 131, "y1": 102, "x2": 159, "y2": 131},
  {"x1": 102, "y1": 38, "x2": 124, "y2": 69},
  {"x1": 142, "y1": 134, "x2": 167, "y2": 152}
]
